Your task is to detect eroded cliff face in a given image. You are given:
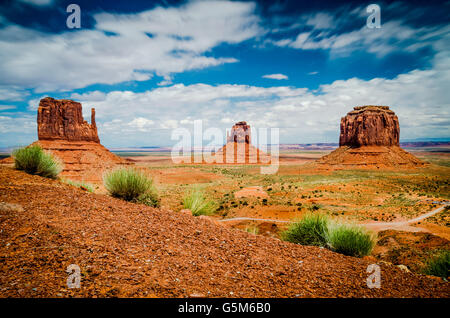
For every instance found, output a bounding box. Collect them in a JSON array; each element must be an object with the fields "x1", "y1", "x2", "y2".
[
  {"x1": 34, "y1": 97, "x2": 130, "y2": 184},
  {"x1": 318, "y1": 106, "x2": 423, "y2": 168},
  {"x1": 37, "y1": 97, "x2": 99, "y2": 143},
  {"x1": 339, "y1": 106, "x2": 400, "y2": 147}
]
